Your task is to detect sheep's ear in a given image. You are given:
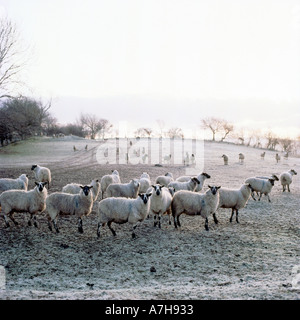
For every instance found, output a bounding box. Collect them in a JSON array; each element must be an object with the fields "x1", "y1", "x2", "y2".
[
  {"x1": 208, "y1": 185, "x2": 212, "y2": 189},
  {"x1": 217, "y1": 186, "x2": 221, "y2": 189},
  {"x1": 151, "y1": 185, "x2": 155, "y2": 188},
  {"x1": 160, "y1": 184, "x2": 164, "y2": 188},
  {"x1": 147, "y1": 193, "x2": 152, "y2": 197},
  {"x1": 89, "y1": 186, "x2": 93, "y2": 189},
  {"x1": 80, "y1": 186, "x2": 84, "y2": 189},
  {"x1": 42, "y1": 182, "x2": 47, "y2": 186},
  {"x1": 35, "y1": 182, "x2": 39, "y2": 186}
]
